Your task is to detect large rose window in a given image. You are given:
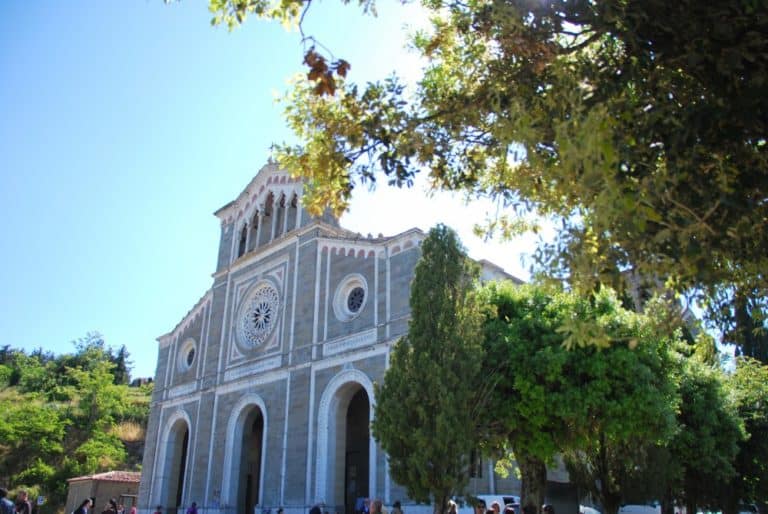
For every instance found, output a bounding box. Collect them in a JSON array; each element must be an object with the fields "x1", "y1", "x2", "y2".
[{"x1": 238, "y1": 283, "x2": 280, "y2": 347}]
